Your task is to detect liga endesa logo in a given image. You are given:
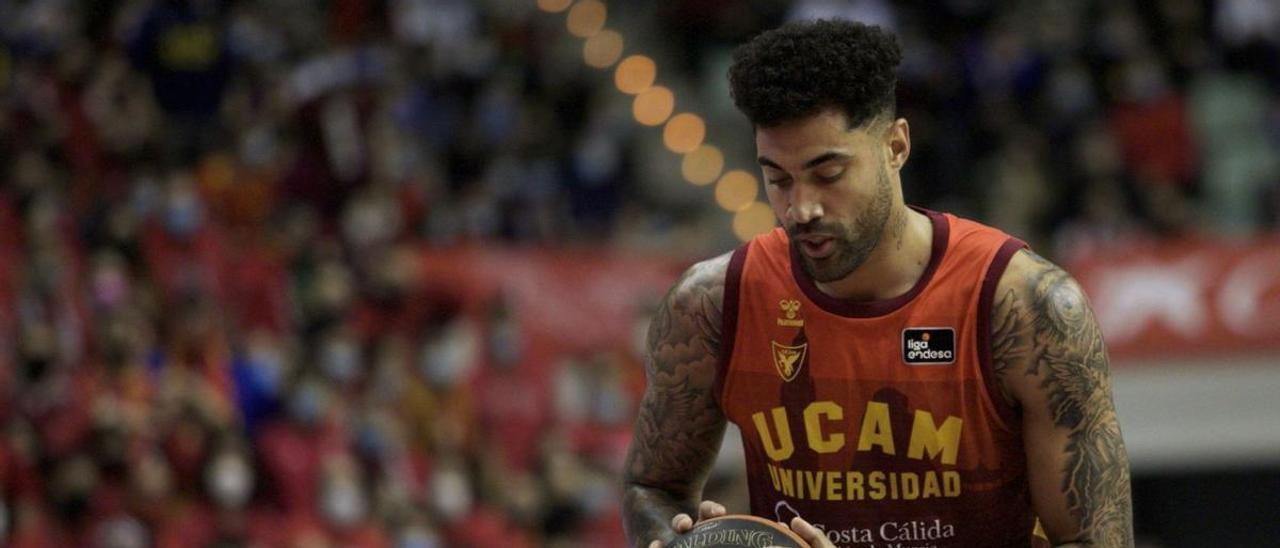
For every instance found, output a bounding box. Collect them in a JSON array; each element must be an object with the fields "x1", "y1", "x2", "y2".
[{"x1": 901, "y1": 328, "x2": 955, "y2": 365}]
